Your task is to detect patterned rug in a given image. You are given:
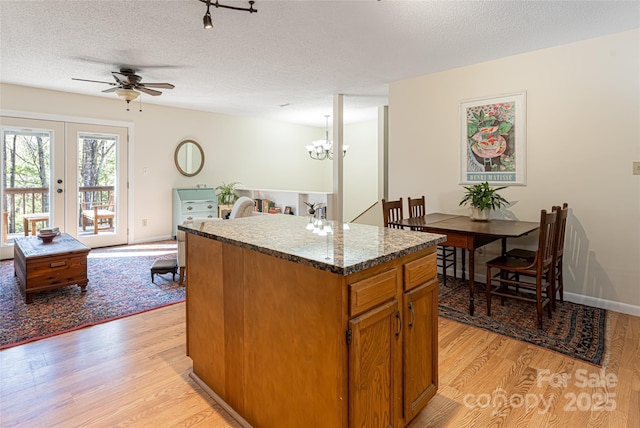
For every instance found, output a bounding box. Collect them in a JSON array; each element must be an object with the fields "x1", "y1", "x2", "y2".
[
  {"x1": 0, "y1": 241, "x2": 184, "y2": 350},
  {"x1": 438, "y1": 276, "x2": 607, "y2": 367}
]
